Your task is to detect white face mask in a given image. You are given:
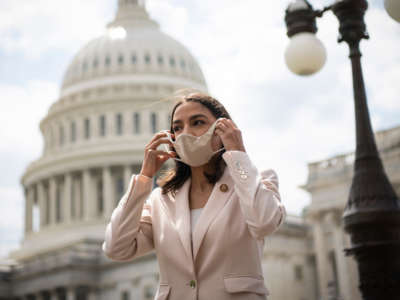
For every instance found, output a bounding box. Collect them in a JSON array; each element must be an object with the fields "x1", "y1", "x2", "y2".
[{"x1": 163, "y1": 119, "x2": 225, "y2": 167}]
